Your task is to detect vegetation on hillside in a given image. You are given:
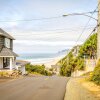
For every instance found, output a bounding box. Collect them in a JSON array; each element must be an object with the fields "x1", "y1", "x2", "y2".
[
  {"x1": 90, "y1": 59, "x2": 100, "y2": 85},
  {"x1": 59, "y1": 52, "x2": 85, "y2": 76},
  {"x1": 58, "y1": 33, "x2": 97, "y2": 76},
  {"x1": 25, "y1": 64, "x2": 52, "y2": 76},
  {"x1": 79, "y1": 33, "x2": 97, "y2": 59}
]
